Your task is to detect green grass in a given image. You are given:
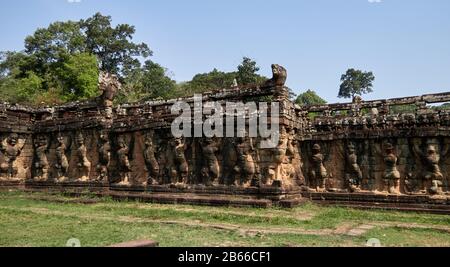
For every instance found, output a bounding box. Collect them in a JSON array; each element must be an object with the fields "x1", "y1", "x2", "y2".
[{"x1": 0, "y1": 190, "x2": 449, "y2": 247}]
